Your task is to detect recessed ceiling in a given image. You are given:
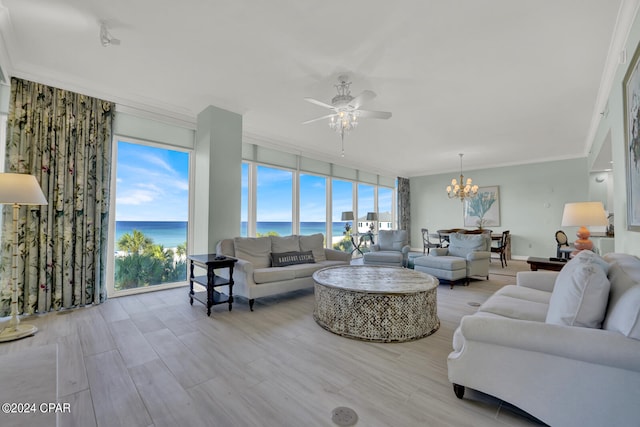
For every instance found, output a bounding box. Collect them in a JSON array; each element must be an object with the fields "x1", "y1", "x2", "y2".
[{"x1": 0, "y1": 0, "x2": 625, "y2": 177}]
